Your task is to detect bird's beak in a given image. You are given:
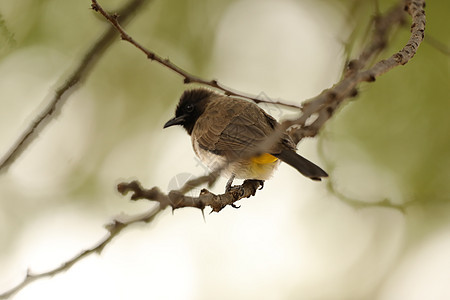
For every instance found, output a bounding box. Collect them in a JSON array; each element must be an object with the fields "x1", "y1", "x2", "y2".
[{"x1": 163, "y1": 115, "x2": 187, "y2": 128}]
